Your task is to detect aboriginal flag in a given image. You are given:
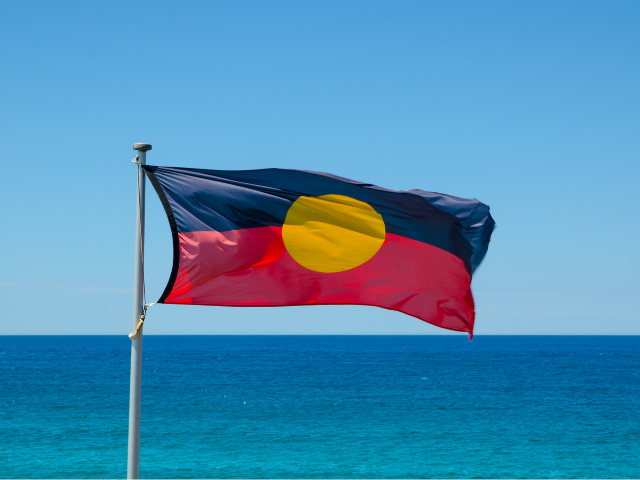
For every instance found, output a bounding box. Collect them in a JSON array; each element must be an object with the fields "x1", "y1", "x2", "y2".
[{"x1": 143, "y1": 166, "x2": 495, "y2": 337}]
